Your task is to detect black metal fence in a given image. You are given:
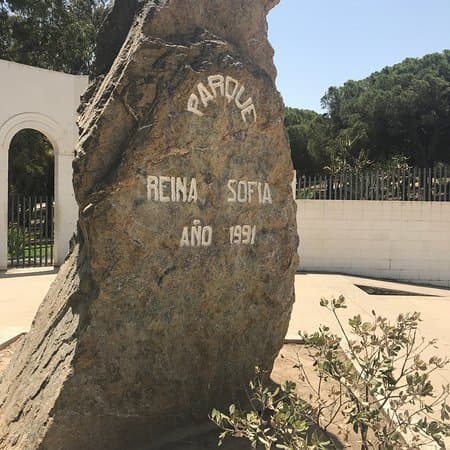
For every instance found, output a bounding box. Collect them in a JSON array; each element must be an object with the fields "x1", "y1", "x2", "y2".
[
  {"x1": 8, "y1": 195, "x2": 54, "y2": 268},
  {"x1": 296, "y1": 166, "x2": 450, "y2": 201}
]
